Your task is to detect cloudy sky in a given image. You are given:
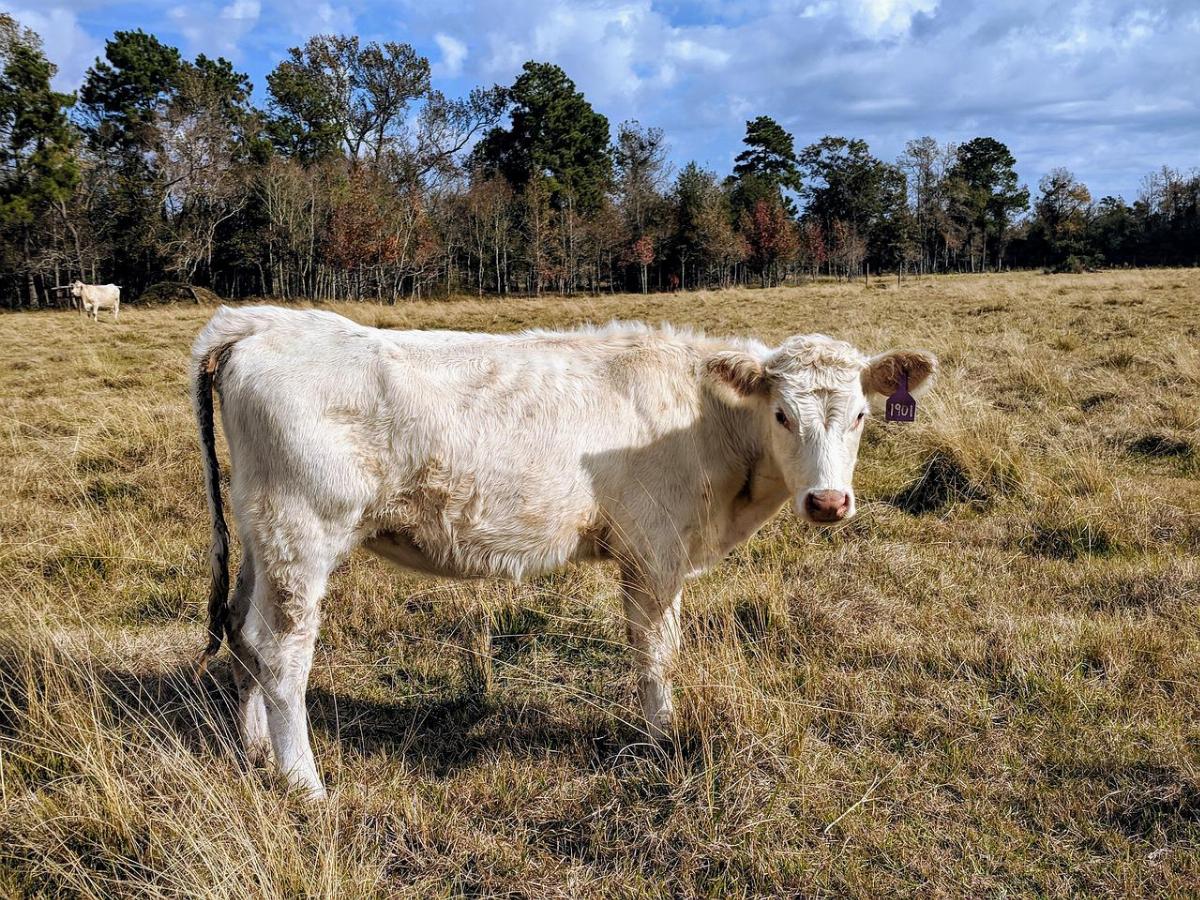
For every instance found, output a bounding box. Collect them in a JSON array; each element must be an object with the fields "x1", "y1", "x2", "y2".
[{"x1": 6, "y1": 0, "x2": 1198, "y2": 200}]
